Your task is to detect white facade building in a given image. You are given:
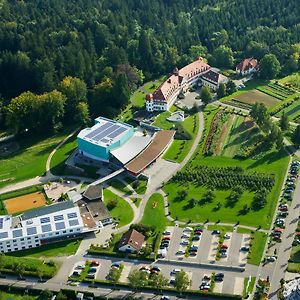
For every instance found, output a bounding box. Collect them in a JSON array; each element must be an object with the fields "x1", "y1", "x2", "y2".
[{"x1": 0, "y1": 201, "x2": 97, "y2": 253}]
